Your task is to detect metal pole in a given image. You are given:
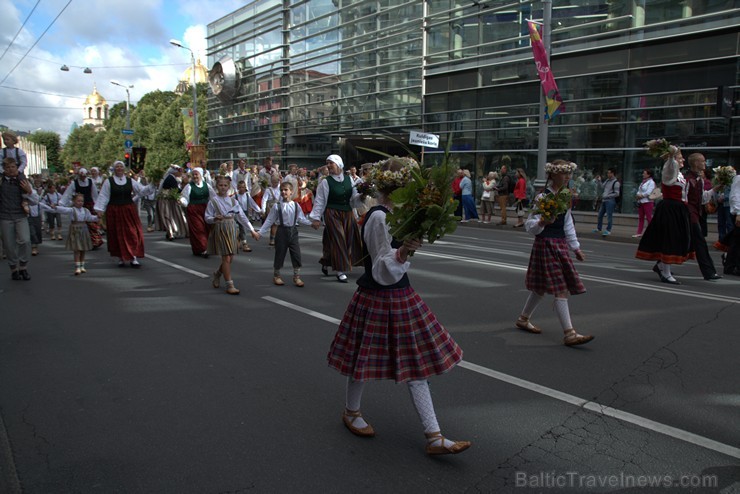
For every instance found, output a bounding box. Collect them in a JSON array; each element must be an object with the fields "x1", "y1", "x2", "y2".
[
  {"x1": 191, "y1": 51, "x2": 199, "y2": 146},
  {"x1": 535, "y1": 0, "x2": 552, "y2": 187},
  {"x1": 125, "y1": 88, "x2": 131, "y2": 131}
]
